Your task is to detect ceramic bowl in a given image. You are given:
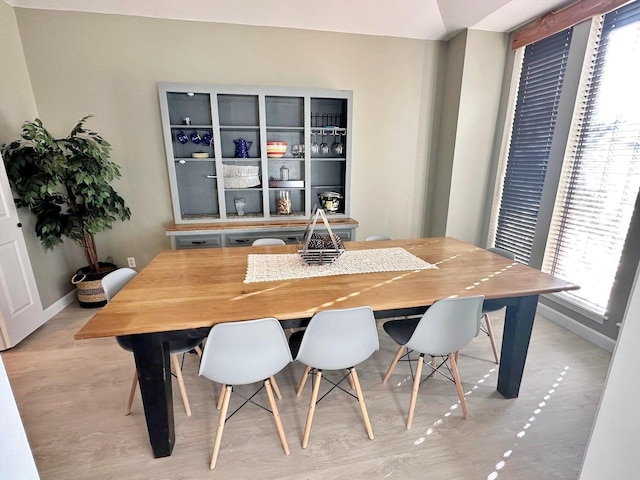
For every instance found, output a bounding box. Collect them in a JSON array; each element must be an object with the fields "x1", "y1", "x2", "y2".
[{"x1": 267, "y1": 141, "x2": 287, "y2": 158}]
